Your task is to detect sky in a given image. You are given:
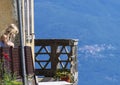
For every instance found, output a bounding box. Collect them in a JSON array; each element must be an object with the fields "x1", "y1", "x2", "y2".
[{"x1": 34, "y1": 0, "x2": 120, "y2": 45}]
